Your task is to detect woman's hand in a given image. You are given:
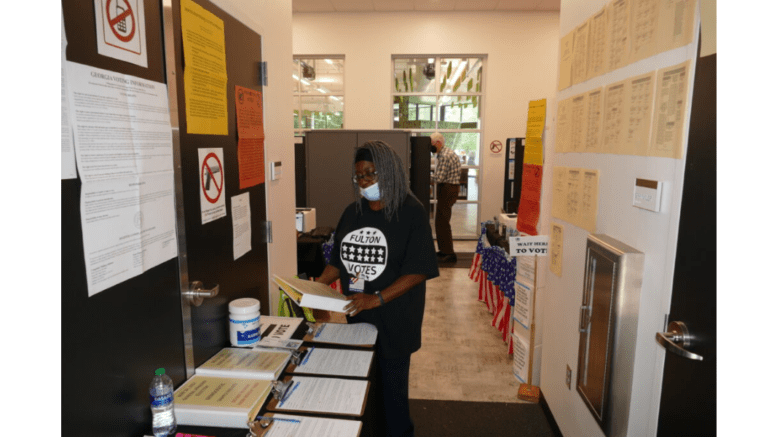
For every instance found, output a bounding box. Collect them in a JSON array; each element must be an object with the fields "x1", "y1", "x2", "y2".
[{"x1": 344, "y1": 293, "x2": 381, "y2": 317}]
